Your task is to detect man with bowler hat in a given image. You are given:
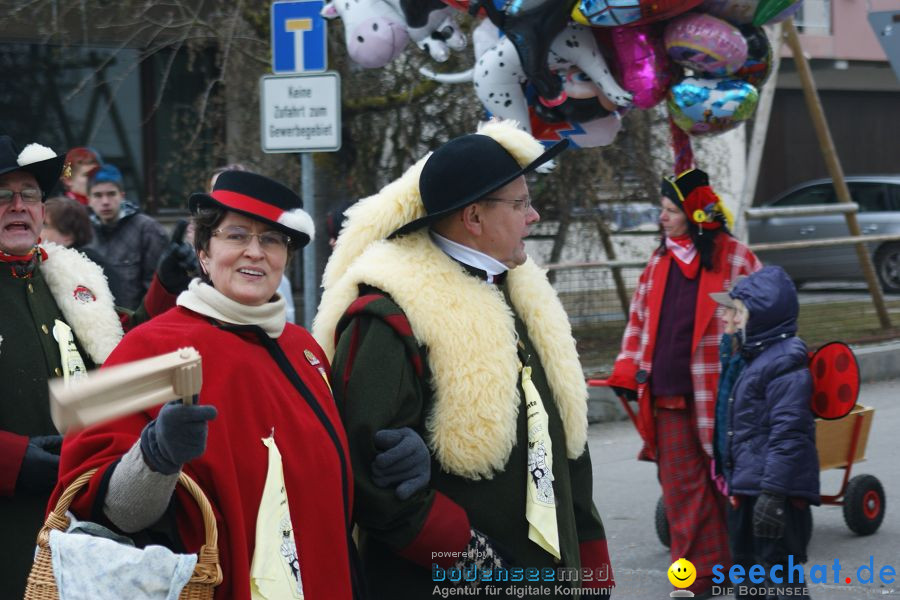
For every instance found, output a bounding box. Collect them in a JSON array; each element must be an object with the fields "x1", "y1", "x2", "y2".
[
  {"x1": 314, "y1": 121, "x2": 614, "y2": 598},
  {"x1": 0, "y1": 135, "x2": 124, "y2": 597}
]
